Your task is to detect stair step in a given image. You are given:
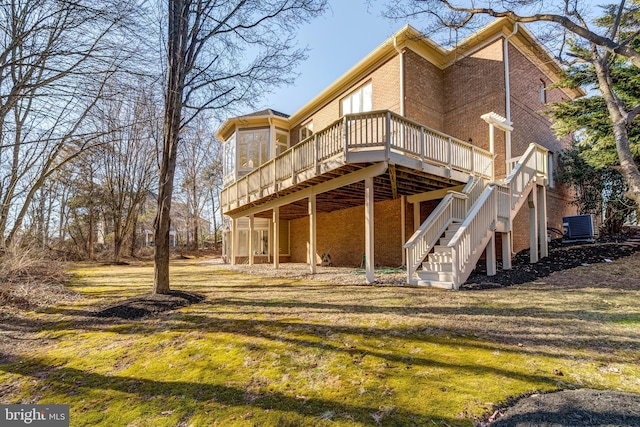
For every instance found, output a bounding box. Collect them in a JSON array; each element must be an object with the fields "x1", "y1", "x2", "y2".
[
  {"x1": 444, "y1": 230, "x2": 458, "y2": 239},
  {"x1": 417, "y1": 270, "x2": 455, "y2": 282},
  {"x1": 416, "y1": 279, "x2": 455, "y2": 290},
  {"x1": 433, "y1": 245, "x2": 453, "y2": 254},
  {"x1": 428, "y1": 253, "x2": 452, "y2": 263},
  {"x1": 422, "y1": 261, "x2": 453, "y2": 272}
]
